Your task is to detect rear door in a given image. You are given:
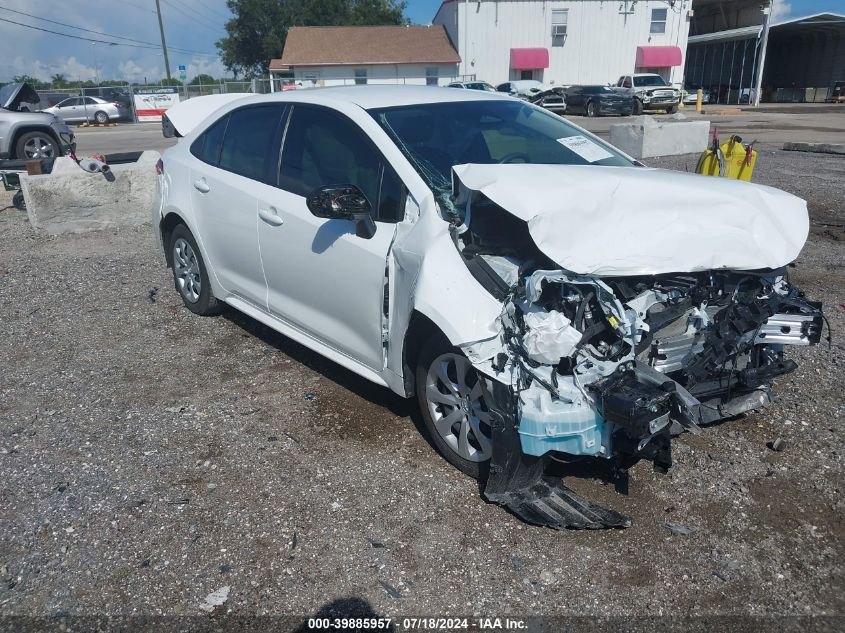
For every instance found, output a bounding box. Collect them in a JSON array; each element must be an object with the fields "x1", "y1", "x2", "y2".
[
  {"x1": 256, "y1": 104, "x2": 404, "y2": 370},
  {"x1": 188, "y1": 104, "x2": 286, "y2": 306}
]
